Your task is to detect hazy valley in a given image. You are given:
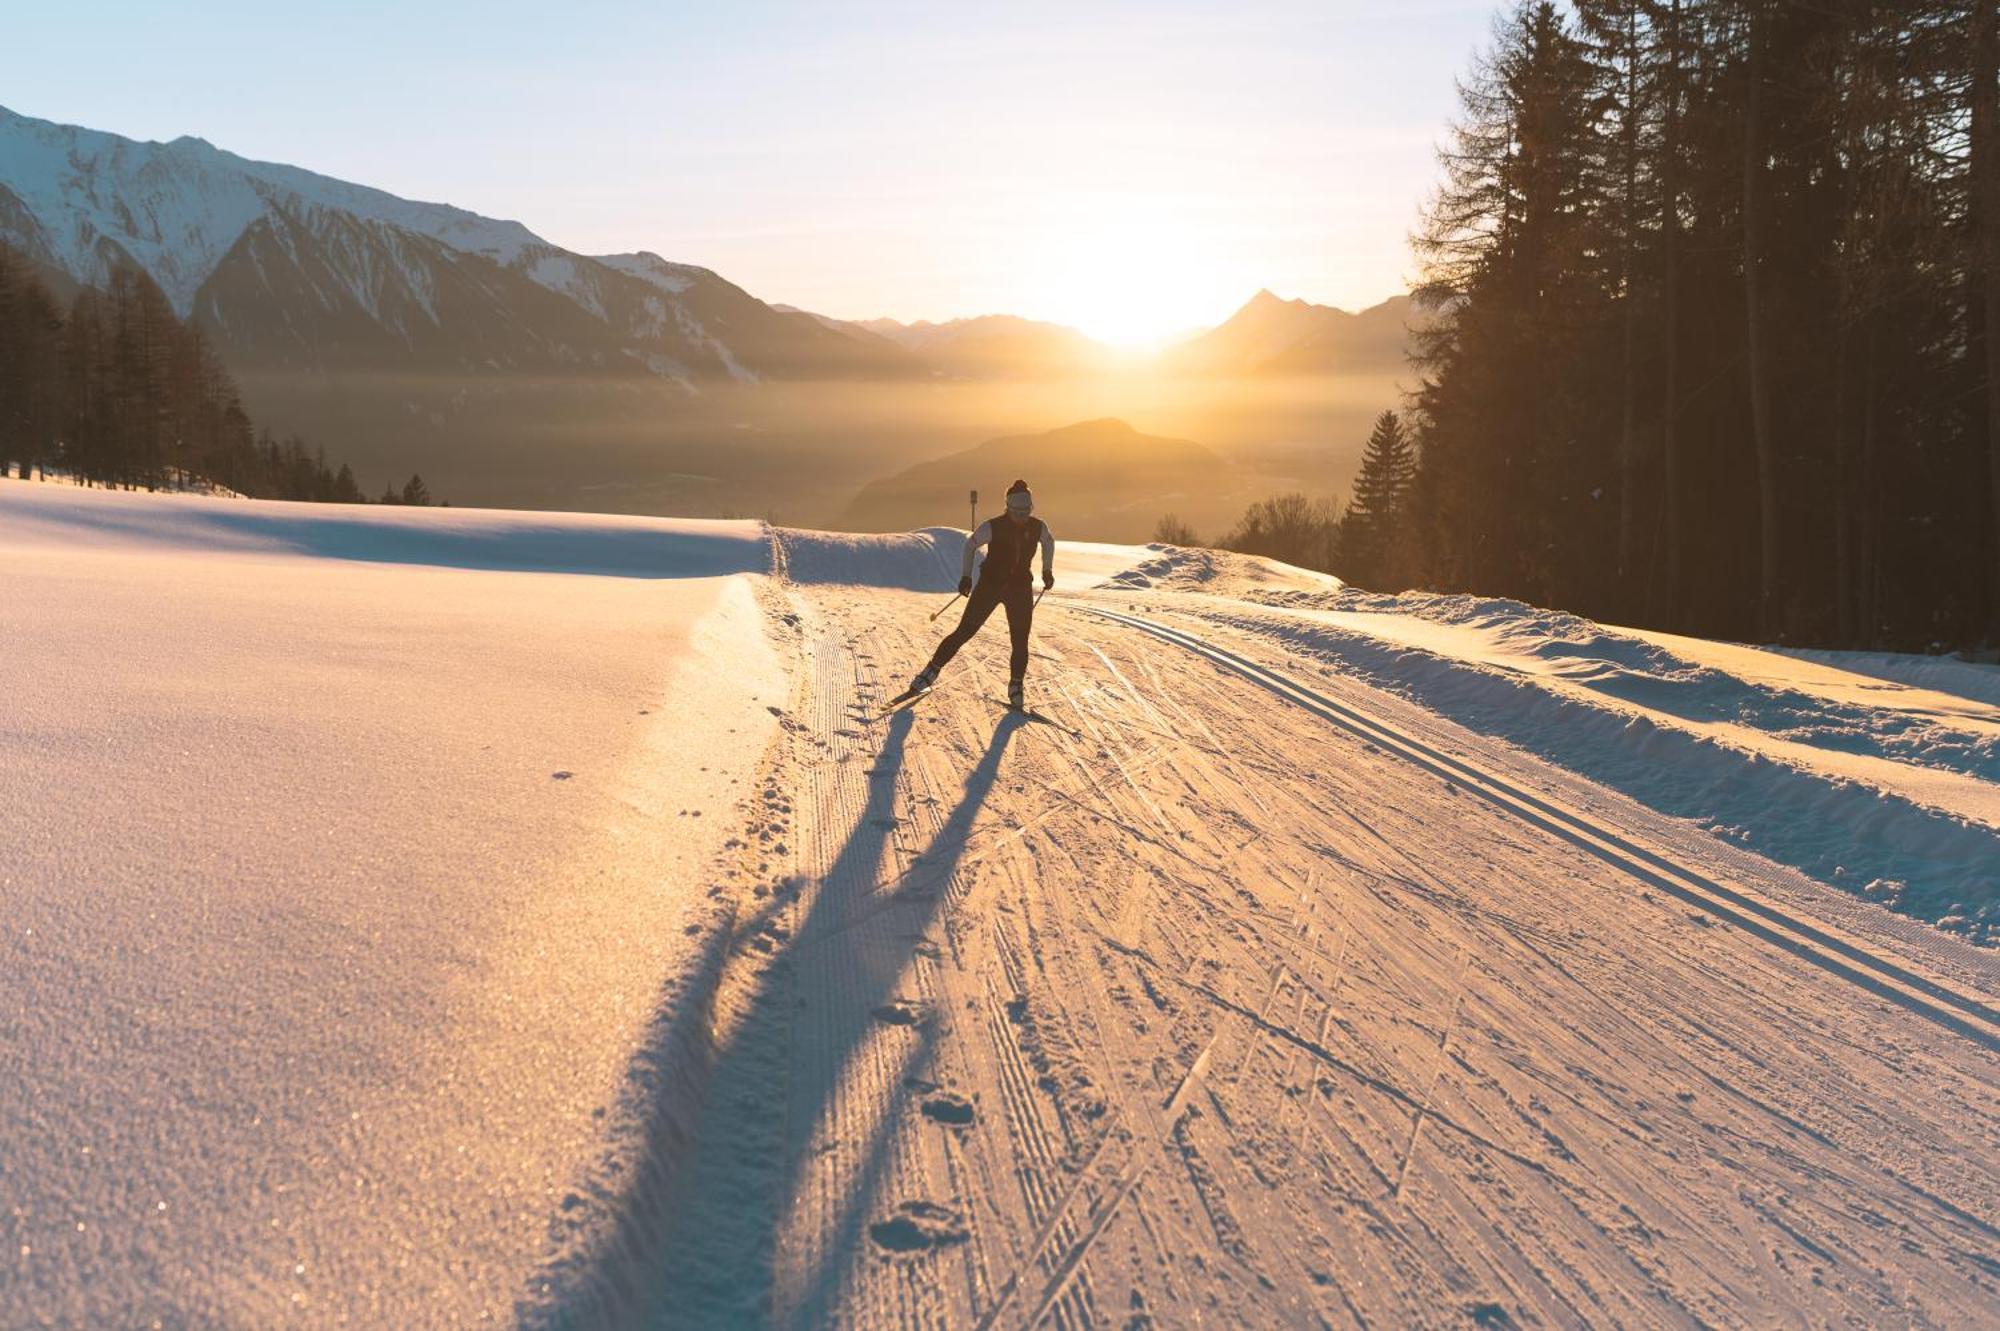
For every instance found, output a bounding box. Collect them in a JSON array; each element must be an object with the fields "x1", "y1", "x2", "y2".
[{"x1": 0, "y1": 105, "x2": 1412, "y2": 535}]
